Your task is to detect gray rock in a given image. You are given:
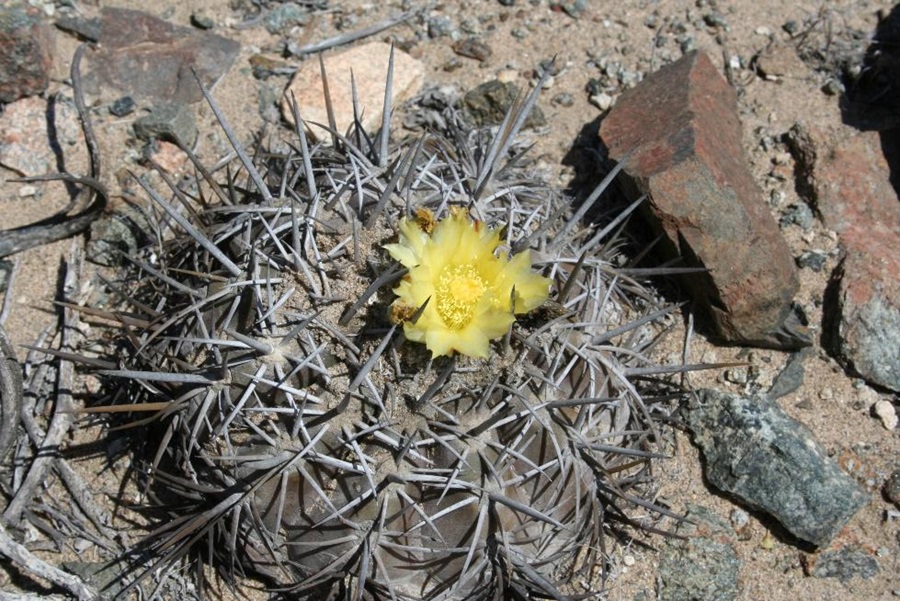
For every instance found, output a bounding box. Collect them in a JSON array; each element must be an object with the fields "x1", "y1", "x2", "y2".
[
  {"x1": 87, "y1": 205, "x2": 151, "y2": 267},
  {"x1": 807, "y1": 547, "x2": 879, "y2": 582},
  {"x1": 133, "y1": 103, "x2": 197, "y2": 147},
  {"x1": 686, "y1": 389, "x2": 869, "y2": 547},
  {"x1": 265, "y1": 4, "x2": 311, "y2": 34},
  {"x1": 427, "y1": 16, "x2": 454, "y2": 38},
  {"x1": 779, "y1": 202, "x2": 815, "y2": 230},
  {"x1": 659, "y1": 505, "x2": 741, "y2": 601}
]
